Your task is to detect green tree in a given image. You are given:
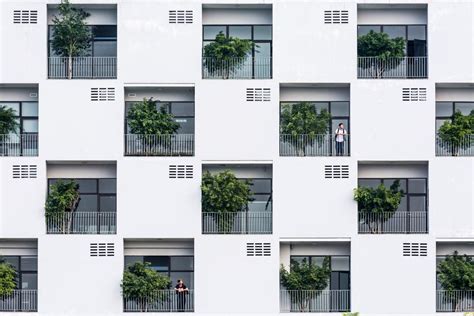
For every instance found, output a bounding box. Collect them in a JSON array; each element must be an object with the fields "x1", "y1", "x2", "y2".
[
  {"x1": 203, "y1": 31, "x2": 254, "y2": 79},
  {"x1": 201, "y1": 170, "x2": 253, "y2": 233},
  {"x1": 358, "y1": 30, "x2": 406, "y2": 78},
  {"x1": 0, "y1": 105, "x2": 19, "y2": 135},
  {"x1": 438, "y1": 251, "x2": 474, "y2": 312},
  {"x1": 280, "y1": 258, "x2": 331, "y2": 312},
  {"x1": 51, "y1": 0, "x2": 92, "y2": 79},
  {"x1": 438, "y1": 110, "x2": 474, "y2": 156},
  {"x1": 353, "y1": 180, "x2": 405, "y2": 234},
  {"x1": 122, "y1": 262, "x2": 171, "y2": 312},
  {"x1": 280, "y1": 102, "x2": 331, "y2": 156},
  {"x1": 0, "y1": 260, "x2": 16, "y2": 296},
  {"x1": 45, "y1": 180, "x2": 80, "y2": 233}
]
